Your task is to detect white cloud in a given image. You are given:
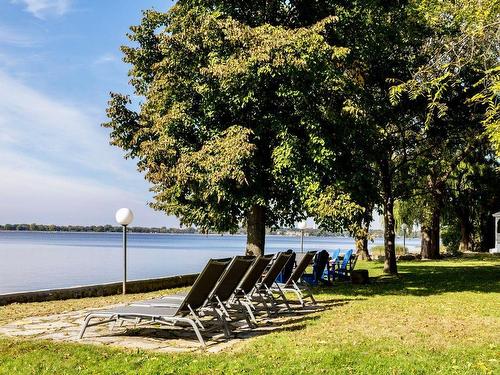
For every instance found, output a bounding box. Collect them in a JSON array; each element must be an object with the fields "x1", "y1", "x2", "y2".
[
  {"x1": 93, "y1": 53, "x2": 118, "y2": 65},
  {"x1": 0, "y1": 69, "x2": 179, "y2": 227},
  {"x1": 0, "y1": 26, "x2": 37, "y2": 47},
  {"x1": 0, "y1": 69, "x2": 129, "y2": 179},
  {"x1": 0, "y1": 160, "x2": 173, "y2": 226},
  {"x1": 11, "y1": 0, "x2": 72, "y2": 19}
]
